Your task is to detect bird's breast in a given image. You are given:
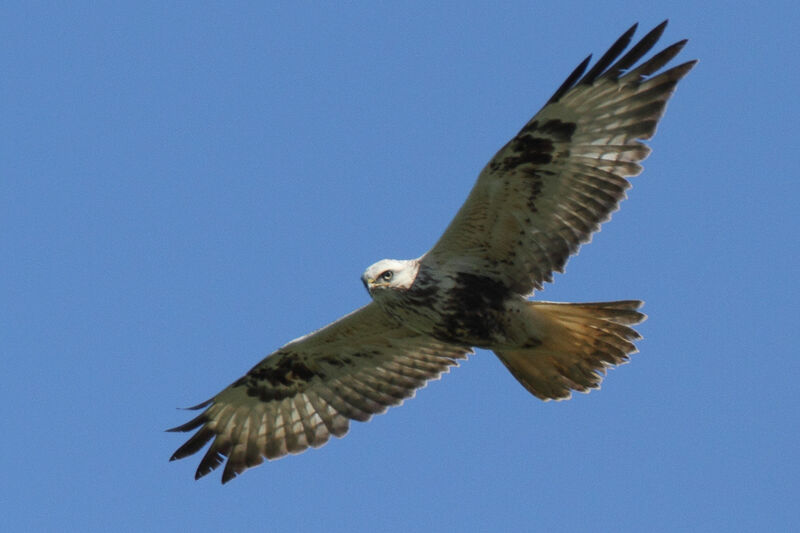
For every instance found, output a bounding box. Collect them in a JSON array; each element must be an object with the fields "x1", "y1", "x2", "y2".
[{"x1": 389, "y1": 268, "x2": 515, "y2": 347}]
